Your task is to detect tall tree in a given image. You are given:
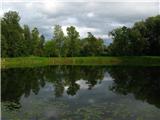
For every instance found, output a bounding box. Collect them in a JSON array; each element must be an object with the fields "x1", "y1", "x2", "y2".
[
  {"x1": 53, "y1": 25, "x2": 65, "y2": 57},
  {"x1": 23, "y1": 25, "x2": 32, "y2": 56},
  {"x1": 1, "y1": 20, "x2": 8, "y2": 57},
  {"x1": 66, "y1": 26, "x2": 81, "y2": 57},
  {"x1": 142, "y1": 15, "x2": 160, "y2": 55},
  {"x1": 108, "y1": 26, "x2": 130, "y2": 56},
  {"x1": 82, "y1": 32, "x2": 104, "y2": 56},
  {"x1": 39, "y1": 35, "x2": 45, "y2": 56},
  {"x1": 128, "y1": 28, "x2": 148, "y2": 55},
  {"x1": 31, "y1": 27, "x2": 40, "y2": 56},
  {"x1": 1, "y1": 11, "x2": 24, "y2": 57}
]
